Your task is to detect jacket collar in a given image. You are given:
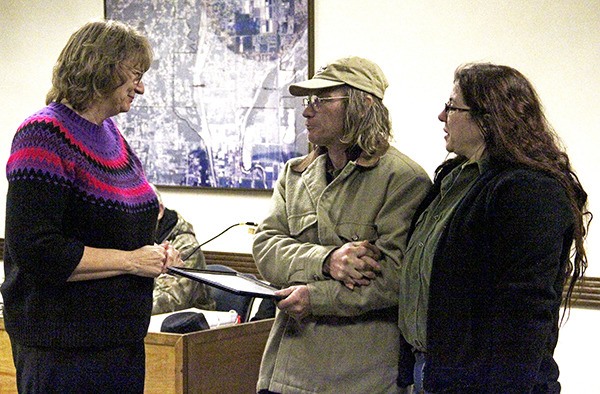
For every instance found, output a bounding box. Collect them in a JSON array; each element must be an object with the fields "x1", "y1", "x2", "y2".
[{"x1": 291, "y1": 142, "x2": 389, "y2": 173}]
